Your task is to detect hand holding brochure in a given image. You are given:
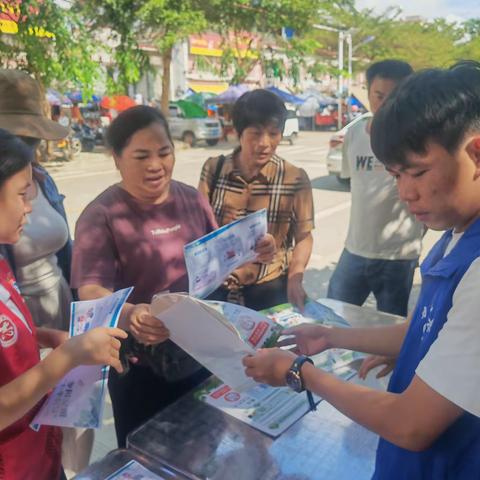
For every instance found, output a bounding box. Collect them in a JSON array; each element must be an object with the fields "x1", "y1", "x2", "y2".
[
  {"x1": 32, "y1": 287, "x2": 133, "y2": 429},
  {"x1": 195, "y1": 300, "x2": 361, "y2": 437},
  {"x1": 184, "y1": 209, "x2": 268, "y2": 298},
  {"x1": 151, "y1": 293, "x2": 257, "y2": 391}
]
